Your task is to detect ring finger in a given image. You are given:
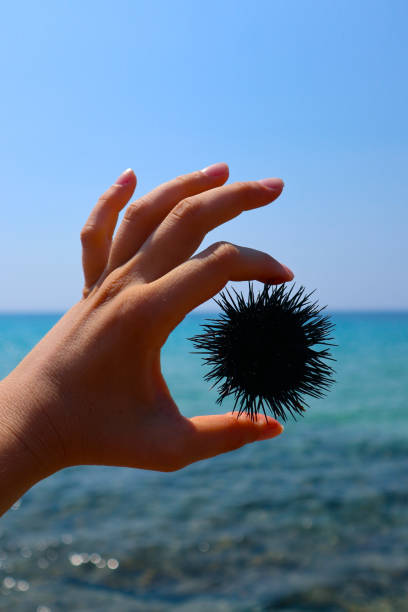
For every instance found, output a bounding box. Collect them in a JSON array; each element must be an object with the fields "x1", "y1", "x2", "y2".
[{"x1": 106, "y1": 163, "x2": 229, "y2": 272}]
